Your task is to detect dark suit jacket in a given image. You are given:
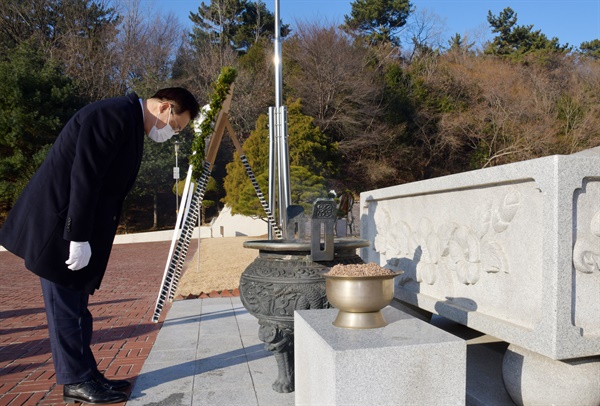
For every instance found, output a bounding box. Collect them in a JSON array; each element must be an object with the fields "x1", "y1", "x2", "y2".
[{"x1": 0, "y1": 93, "x2": 144, "y2": 293}]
